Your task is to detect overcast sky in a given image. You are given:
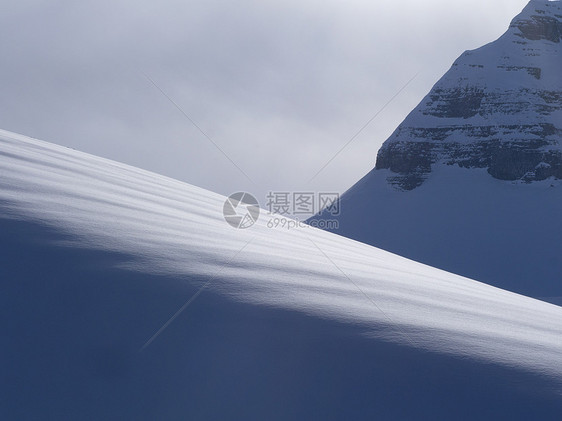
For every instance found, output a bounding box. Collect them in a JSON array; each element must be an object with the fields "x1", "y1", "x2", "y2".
[{"x1": 0, "y1": 0, "x2": 530, "y2": 208}]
